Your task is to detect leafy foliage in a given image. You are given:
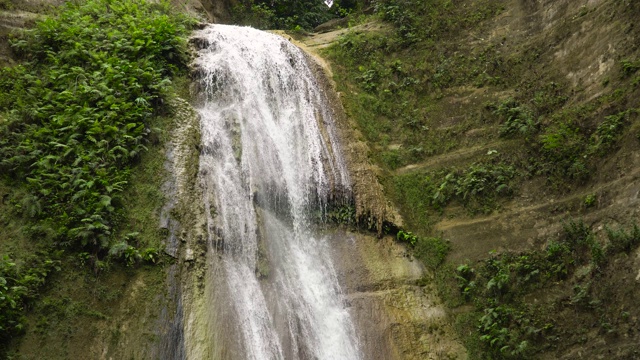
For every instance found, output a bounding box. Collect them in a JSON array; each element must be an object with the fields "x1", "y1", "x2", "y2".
[
  {"x1": 491, "y1": 98, "x2": 538, "y2": 139},
  {"x1": 0, "y1": 0, "x2": 193, "y2": 252},
  {"x1": 451, "y1": 219, "x2": 640, "y2": 358},
  {"x1": 232, "y1": 0, "x2": 359, "y2": 30},
  {"x1": 393, "y1": 162, "x2": 517, "y2": 229},
  {"x1": 326, "y1": 205, "x2": 357, "y2": 226},
  {"x1": 620, "y1": 58, "x2": 640, "y2": 78},
  {"x1": 396, "y1": 230, "x2": 450, "y2": 270},
  {"x1": 533, "y1": 108, "x2": 636, "y2": 185},
  {"x1": 0, "y1": 254, "x2": 61, "y2": 343},
  {"x1": 108, "y1": 232, "x2": 161, "y2": 266},
  {"x1": 588, "y1": 110, "x2": 632, "y2": 155},
  {"x1": 604, "y1": 223, "x2": 640, "y2": 255}
]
